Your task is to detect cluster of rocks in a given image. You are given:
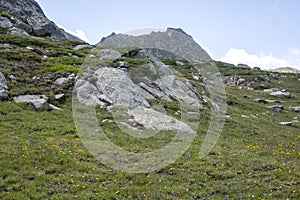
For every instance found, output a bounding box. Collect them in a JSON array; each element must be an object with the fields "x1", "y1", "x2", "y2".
[{"x1": 223, "y1": 76, "x2": 251, "y2": 88}]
